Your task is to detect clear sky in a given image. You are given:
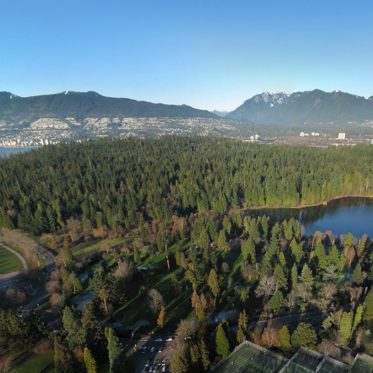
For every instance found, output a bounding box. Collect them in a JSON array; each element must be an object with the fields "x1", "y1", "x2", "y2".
[{"x1": 1, "y1": 0, "x2": 373, "y2": 111}]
